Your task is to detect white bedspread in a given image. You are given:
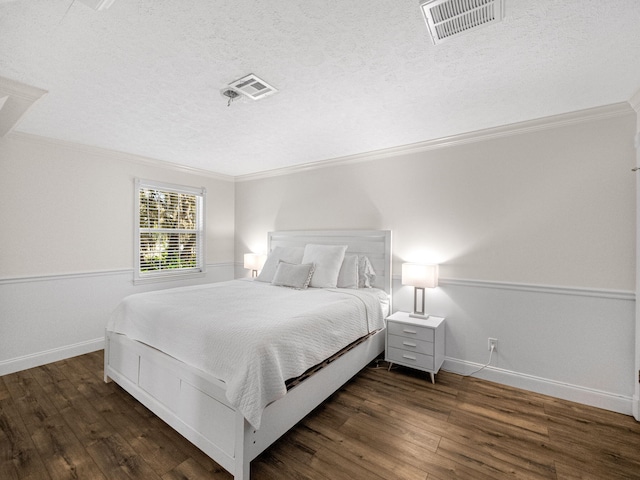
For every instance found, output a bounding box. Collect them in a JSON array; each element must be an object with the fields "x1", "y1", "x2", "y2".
[{"x1": 107, "y1": 279, "x2": 386, "y2": 428}]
